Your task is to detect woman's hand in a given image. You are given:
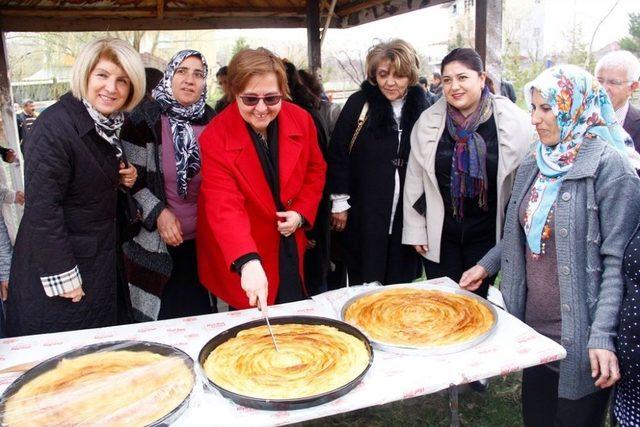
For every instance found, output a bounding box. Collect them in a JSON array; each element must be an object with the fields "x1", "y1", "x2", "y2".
[
  {"x1": 460, "y1": 265, "x2": 489, "y2": 291},
  {"x1": 589, "y1": 348, "x2": 621, "y2": 388},
  {"x1": 240, "y1": 261, "x2": 268, "y2": 309},
  {"x1": 157, "y1": 209, "x2": 183, "y2": 246},
  {"x1": 61, "y1": 287, "x2": 85, "y2": 303},
  {"x1": 119, "y1": 162, "x2": 137, "y2": 189},
  {"x1": 276, "y1": 211, "x2": 302, "y2": 237},
  {"x1": 331, "y1": 211, "x2": 348, "y2": 231},
  {"x1": 414, "y1": 245, "x2": 428, "y2": 255},
  {"x1": 14, "y1": 191, "x2": 25, "y2": 205},
  {"x1": 1, "y1": 280, "x2": 7, "y2": 301}
]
